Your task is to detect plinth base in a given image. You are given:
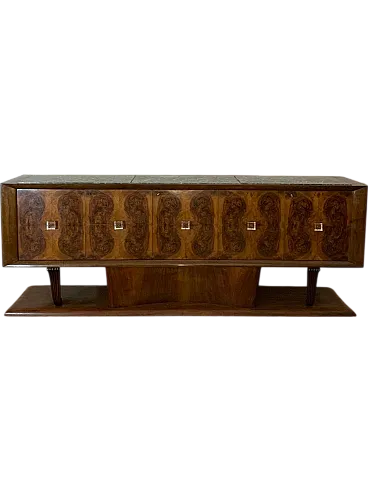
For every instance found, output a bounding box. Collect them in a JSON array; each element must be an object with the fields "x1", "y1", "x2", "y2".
[{"x1": 5, "y1": 285, "x2": 356, "y2": 316}]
